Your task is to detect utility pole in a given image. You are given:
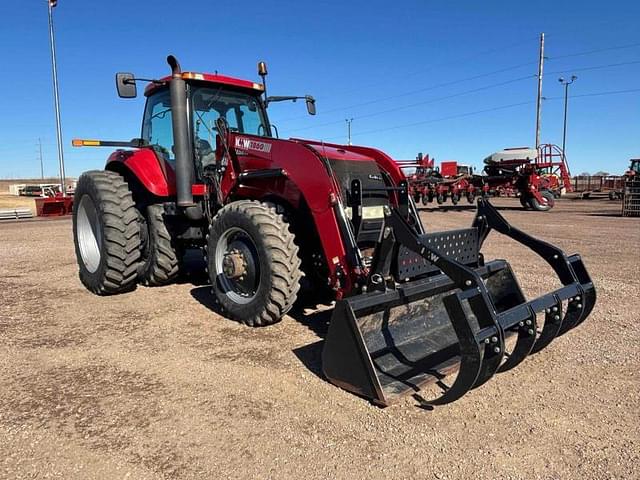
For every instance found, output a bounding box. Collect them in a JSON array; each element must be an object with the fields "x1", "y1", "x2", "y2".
[
  {"x1": 346, "y1": 118, "x2": 353, "y2": 146},
  {"x1": 535, "y1": 33, "x2": 545, "y2": 149},
  {"x1": 38, "y1": 138, "x2": 44, "y2": 179},
  {"x1": 559, "y1": 75, "x2": 577, "y2": 160},
  {"x1": 46, "y1": 0, "x2": 66, "y2": 196}
]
